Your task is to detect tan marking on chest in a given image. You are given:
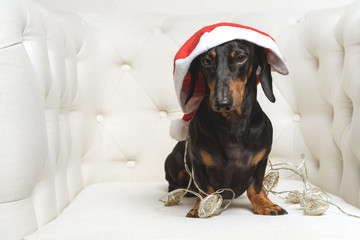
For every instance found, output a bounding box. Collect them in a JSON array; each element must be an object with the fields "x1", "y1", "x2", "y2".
[
  {"x1": 200, "y1": 150, "x2": 216, "y2": 167},
  {"x1": 252, "y1": 149, "x2": 267, "y2": 166}
]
